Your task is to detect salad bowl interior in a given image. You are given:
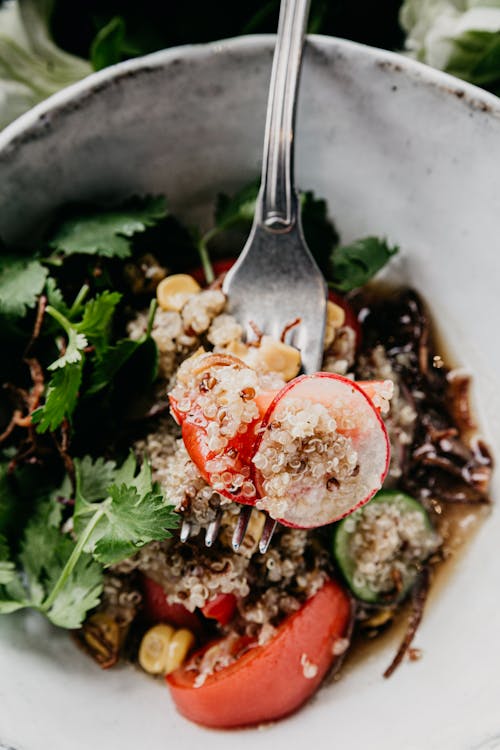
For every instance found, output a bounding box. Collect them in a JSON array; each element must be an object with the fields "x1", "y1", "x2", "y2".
[{"x1": 0, "y1": 35, "x2": 499, "y2": 750}]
